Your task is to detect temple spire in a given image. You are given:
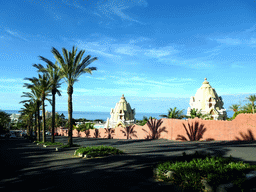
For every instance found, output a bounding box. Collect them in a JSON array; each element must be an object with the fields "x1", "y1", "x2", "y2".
[
  {"x1": 187, "y1": 78, "x2": 227, "y2": 120},
  {"x1": 104, "y1": 94, "x2": 136, "y2": 128}
]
